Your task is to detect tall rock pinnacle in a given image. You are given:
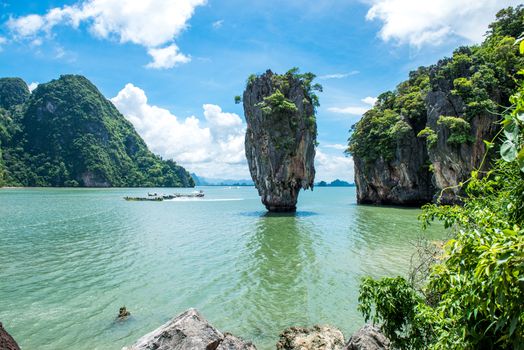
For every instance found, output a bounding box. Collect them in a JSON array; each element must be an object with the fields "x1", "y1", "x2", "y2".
[{"x1": 242, "y1": 69, "x2": 320, "y2": 212}]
